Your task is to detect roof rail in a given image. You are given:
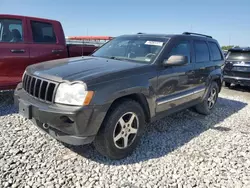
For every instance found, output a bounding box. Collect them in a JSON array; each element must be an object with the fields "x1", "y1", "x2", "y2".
[
  {"x1": 137, "y1": 32, "x2": 145, "y2": 34},
  {"x1": 182, "y1": 32, "x2": 212, "y2": 38}
]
